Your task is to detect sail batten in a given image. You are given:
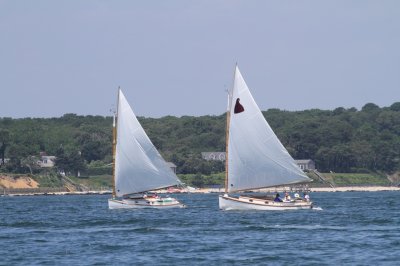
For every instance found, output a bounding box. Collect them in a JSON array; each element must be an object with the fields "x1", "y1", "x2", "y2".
[
  {"x1": 114, "y1": 90, "x2": 181, "y2": 197},
  {"x1": 227, "y1": 66, "x2": 311, "y2": 193}
]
